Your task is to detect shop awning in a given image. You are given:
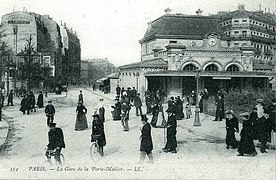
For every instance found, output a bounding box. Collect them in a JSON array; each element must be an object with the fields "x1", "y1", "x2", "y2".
[
  {"x1": 144, "y1": 70, "x2": 276, "y2": 78},
  {"x1": 96, "y1": 77, "x2": 108, "y2": 83}
]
